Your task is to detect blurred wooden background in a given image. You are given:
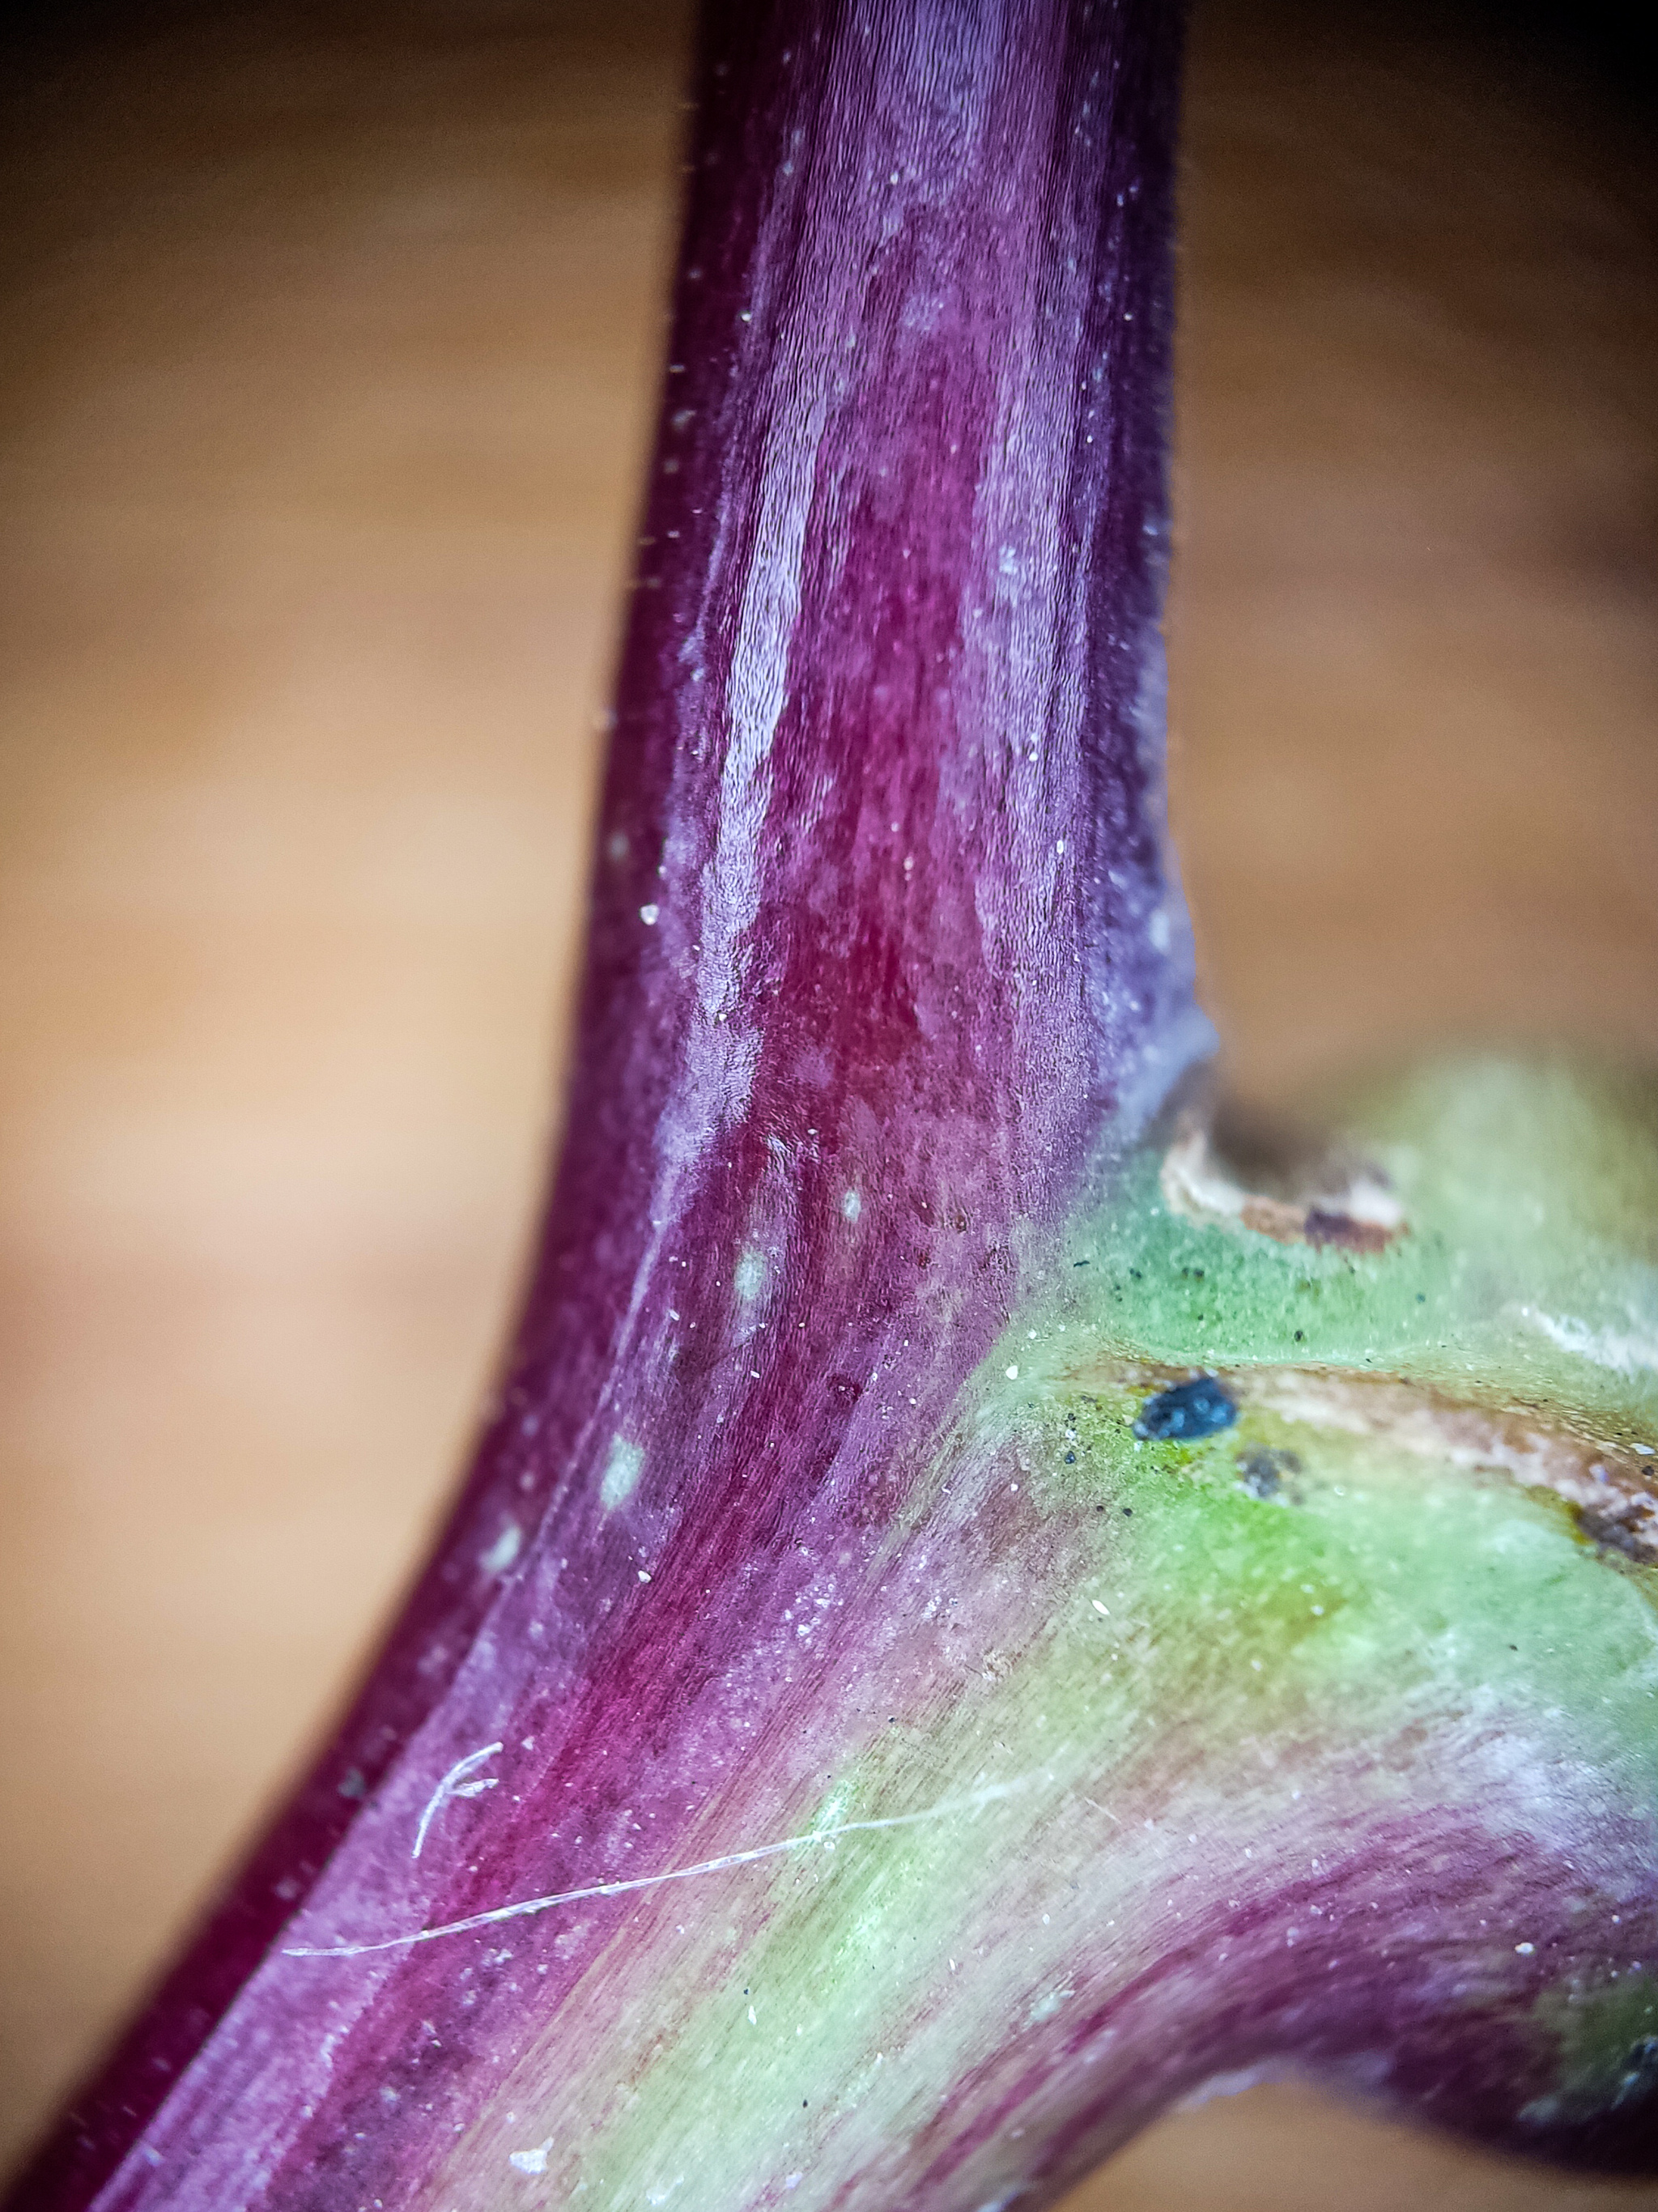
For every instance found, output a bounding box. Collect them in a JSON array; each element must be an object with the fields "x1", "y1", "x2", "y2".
[{"x1": 1, "y1": 0, "x2": 1655, "y2": 2200}]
